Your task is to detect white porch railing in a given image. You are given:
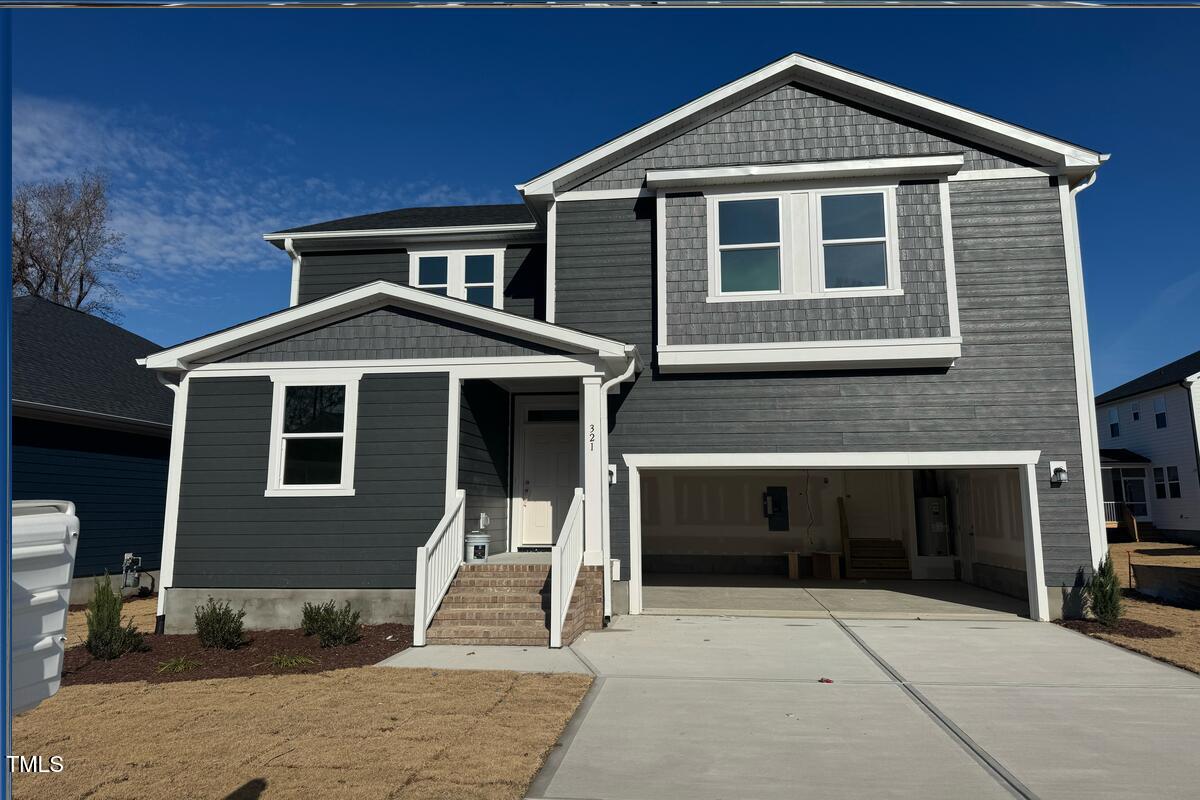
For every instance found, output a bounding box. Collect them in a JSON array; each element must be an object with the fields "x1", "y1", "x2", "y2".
[
  {"x1": 549, "y1": 488, "x2": 585, "y2": 649},
  {"x1": 1103, "y1": 501, "x2": 1120, "y2": 524},
  {"x1": 412, "y1": 489, "x2": 466, "y2": 647}
]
